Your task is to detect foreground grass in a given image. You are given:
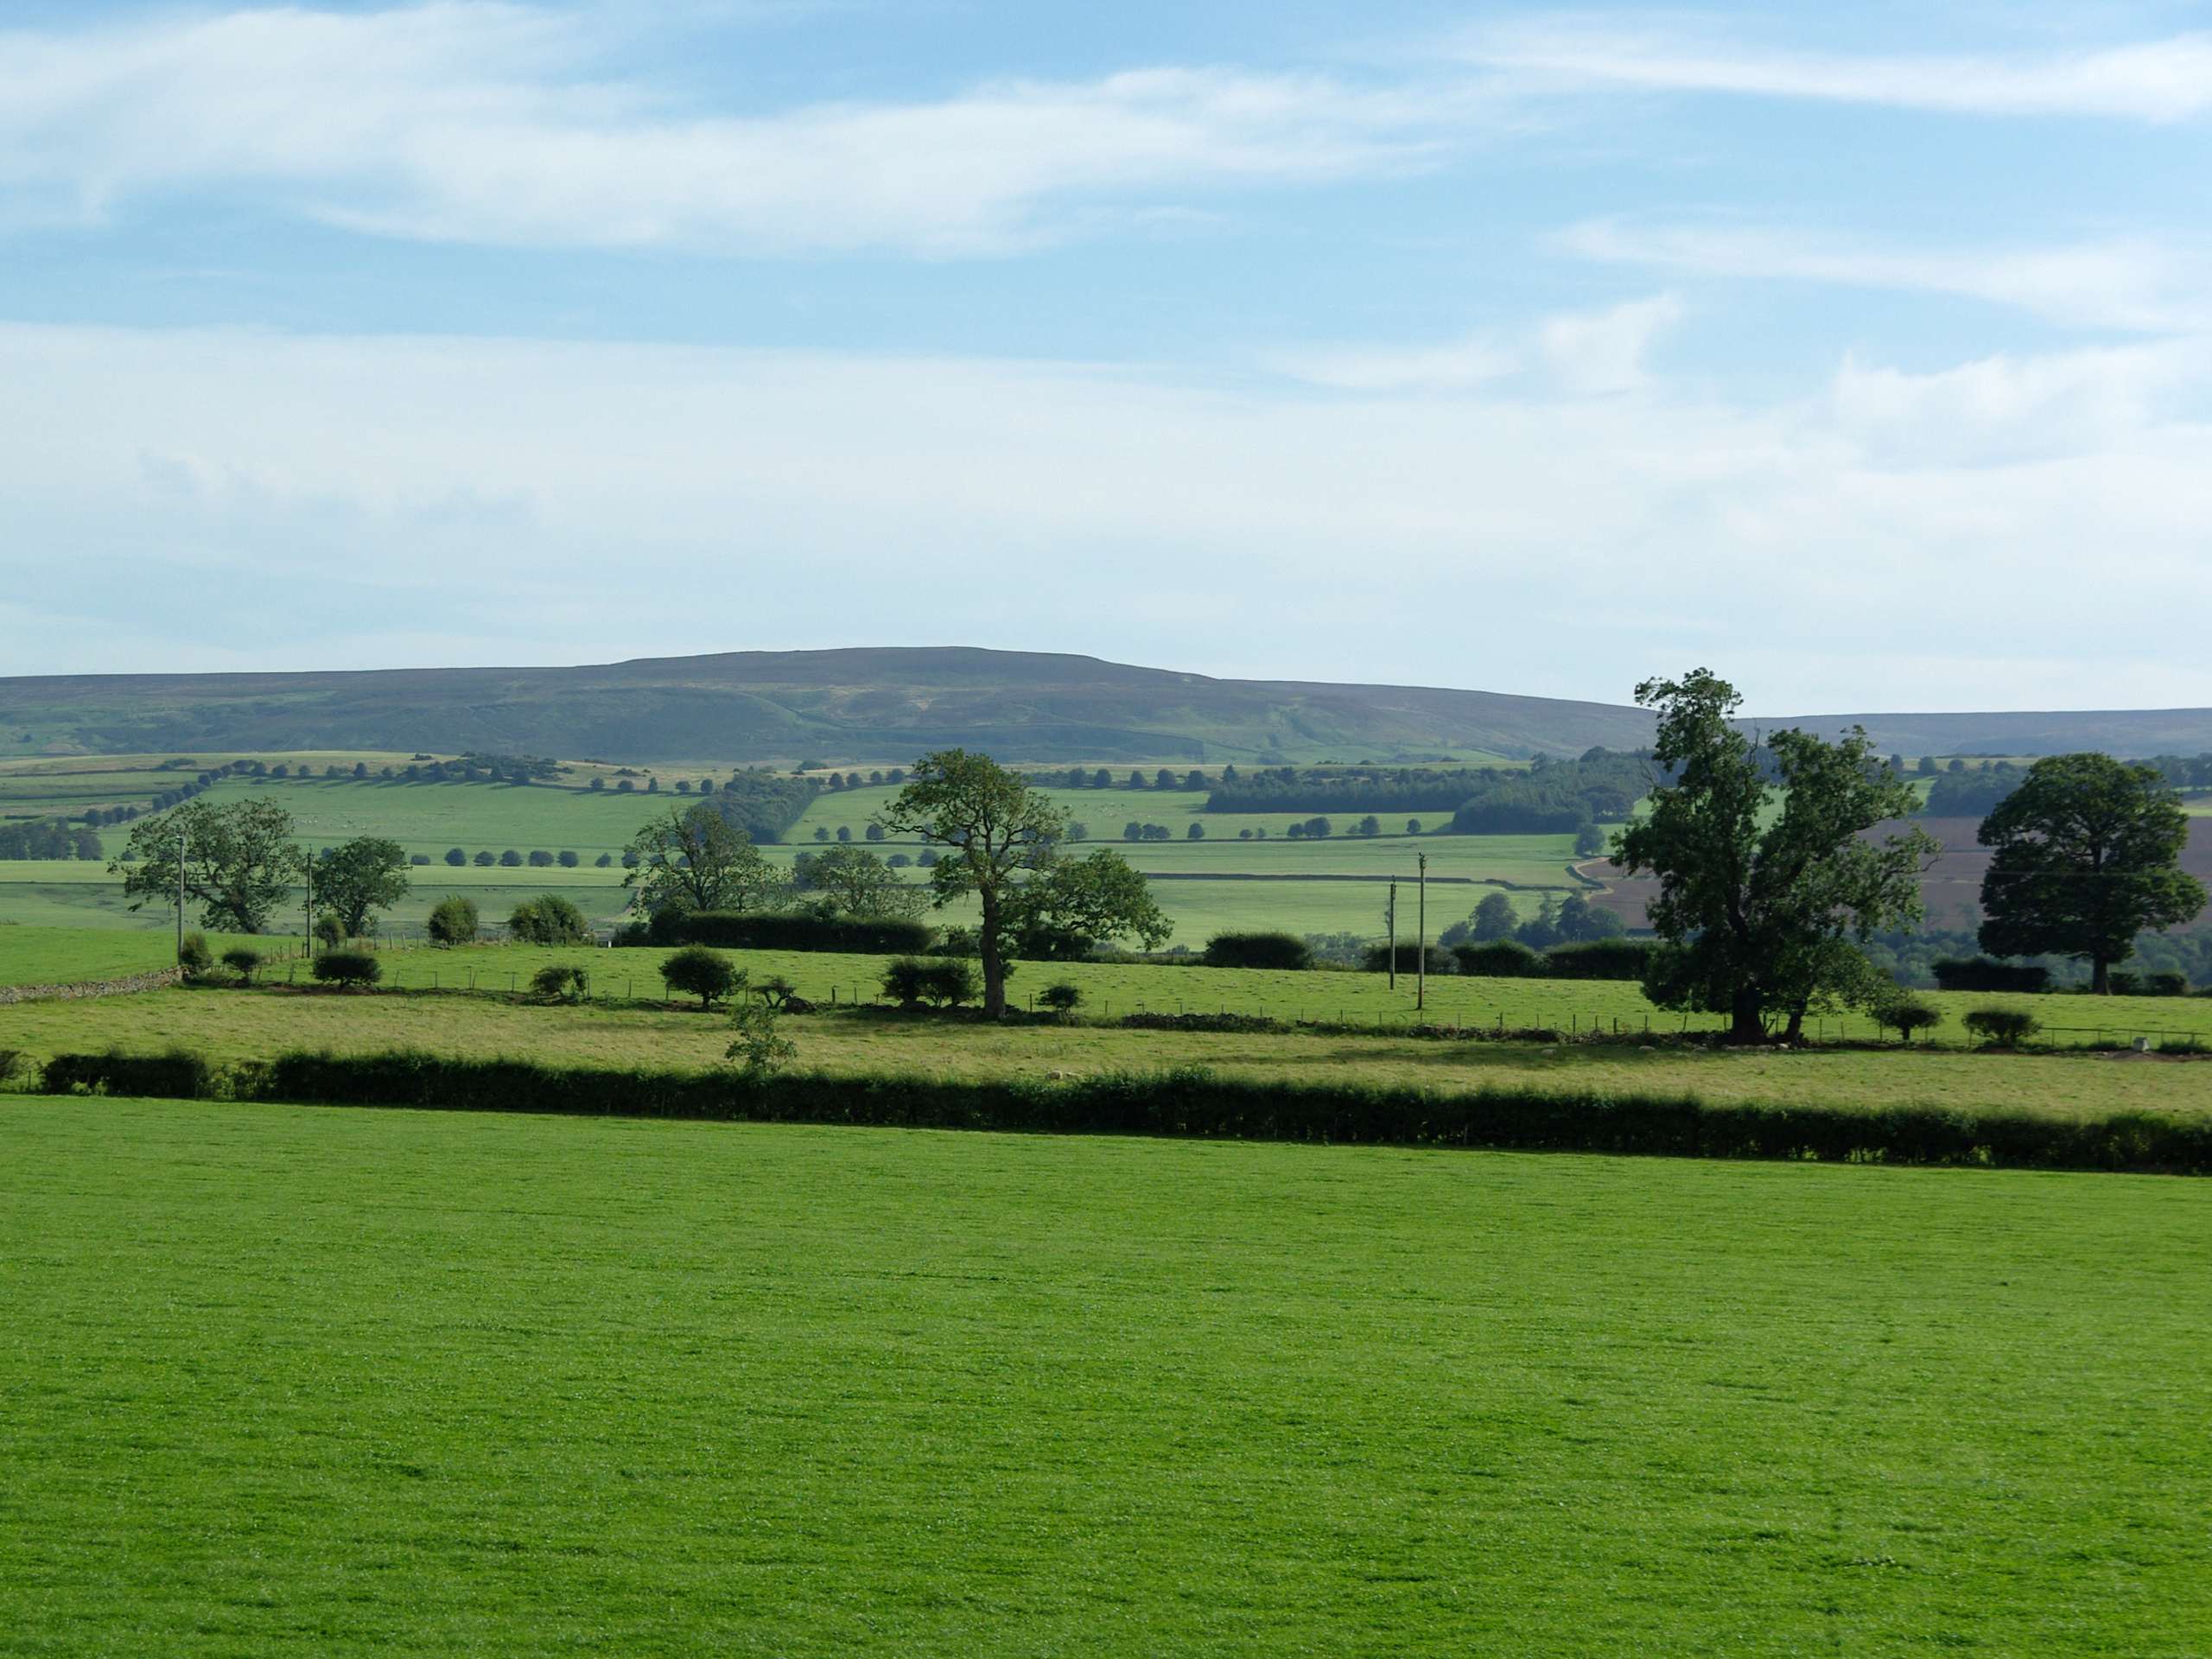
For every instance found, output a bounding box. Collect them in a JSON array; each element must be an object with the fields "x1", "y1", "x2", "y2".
[
  {"x1": 8, "y1": 984, "x2": 2211, "y2": 1122},
  {"x1": 1, "y1": 1099, "x2": 2205, "y2": 1655}
]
